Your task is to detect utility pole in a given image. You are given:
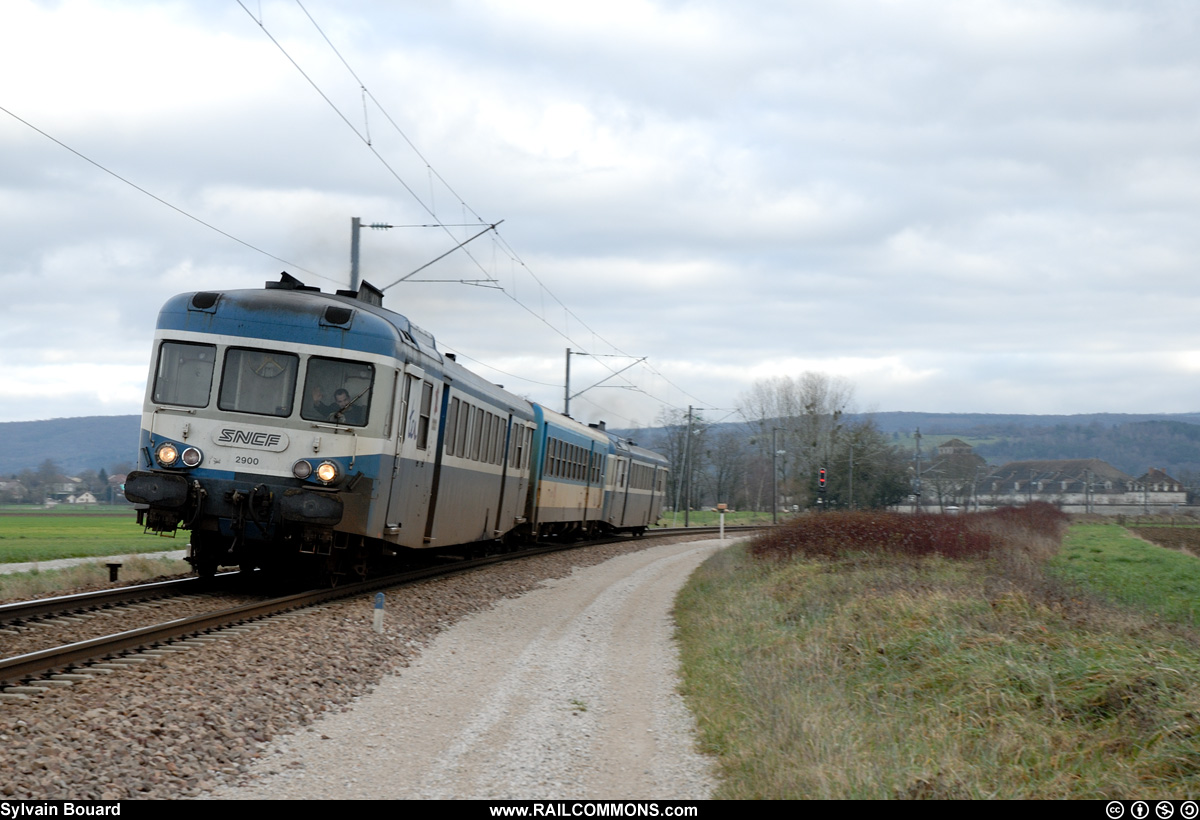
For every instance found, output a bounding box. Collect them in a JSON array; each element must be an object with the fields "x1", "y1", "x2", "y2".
[
  {"x1": 350, "y1": 217, "x2": 361, "y2": 291},
  {"x1": 562, "y1": 349, "x2": 646, "y2": 417},
  {"x1": 349, "y1": 217, "x2": 394, "y2": 291},
  {"x1": 683, "y1": 406, "x2": 694, "y2": 527},
  {"x1": 564, "y1": 348, "x2": 572, "y2": 416},
  {"x1": 772, "y1": 427, "x2": 779, "y2": 525},
  {"x1": 913, "y1": 428, "x2": 922, "y2": 513}
]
